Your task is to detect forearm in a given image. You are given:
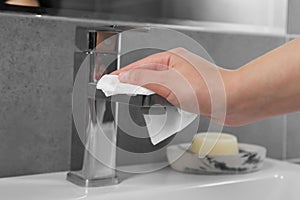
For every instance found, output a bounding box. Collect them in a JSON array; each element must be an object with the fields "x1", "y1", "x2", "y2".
[{"x1": 225, "y1": 38, "x2": 300, "y2": 126}]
